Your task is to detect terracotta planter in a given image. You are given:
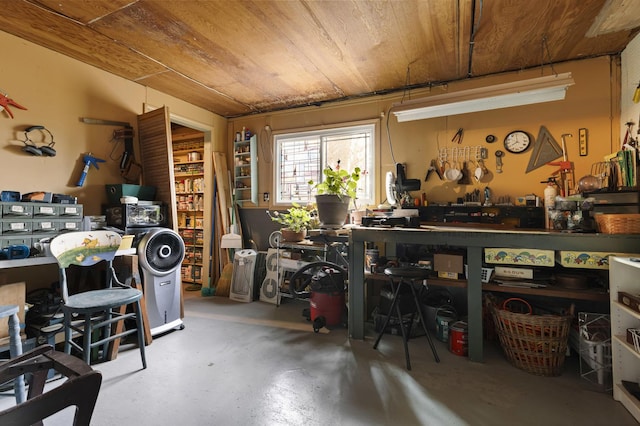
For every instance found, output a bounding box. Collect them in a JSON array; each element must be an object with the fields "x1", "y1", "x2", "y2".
[
  {"x1": 315, "y1": 194, "x2": 350, "y2": 228},
  {"x1": 281, "y1": 228, "x2": 307, "y2": 242}
]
